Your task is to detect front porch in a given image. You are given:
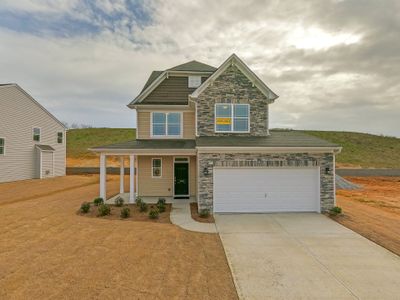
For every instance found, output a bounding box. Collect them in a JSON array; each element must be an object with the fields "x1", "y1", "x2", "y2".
[{"x1": 106, "y1": 194, "x2": 197, "y2": 204}]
